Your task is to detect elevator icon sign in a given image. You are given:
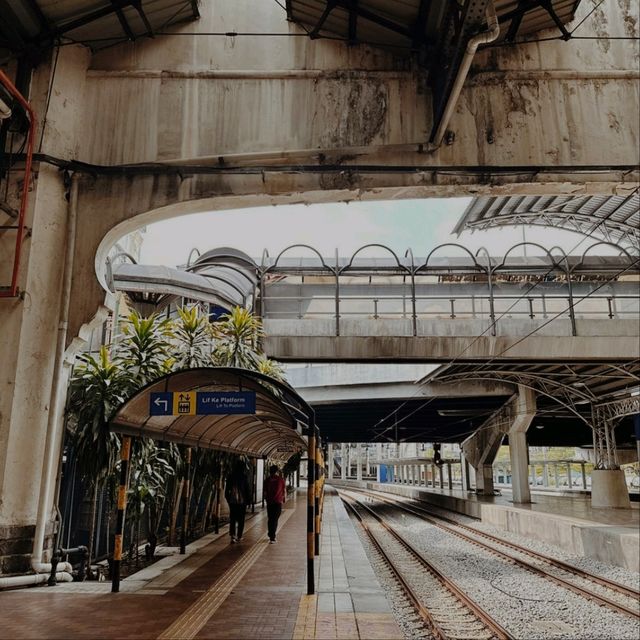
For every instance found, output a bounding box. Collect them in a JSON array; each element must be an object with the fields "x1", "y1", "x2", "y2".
[{"x1": 173, "y1": 392, "x2": 196, "y2": 415}]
